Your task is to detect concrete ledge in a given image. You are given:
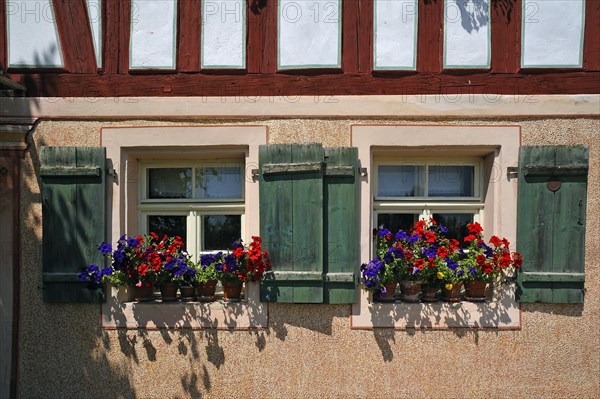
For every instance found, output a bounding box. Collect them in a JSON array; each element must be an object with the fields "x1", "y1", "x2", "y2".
[
  {"x1": 0, "y1": 95, "x2": 598, "y2": 118},
  {"x1": 102, "y1": 283, "x2": 268, "y2": 329}
]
